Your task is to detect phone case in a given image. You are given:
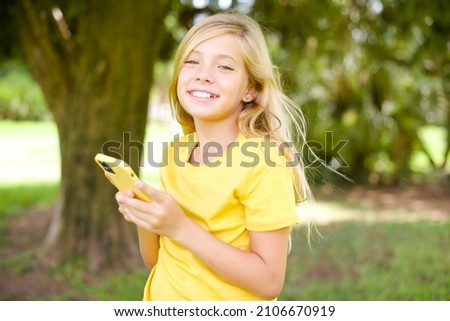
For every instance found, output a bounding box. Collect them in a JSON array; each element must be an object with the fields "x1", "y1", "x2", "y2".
[{"x1": 94, "y1": 153, "x2": 152, "y2": 202}]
